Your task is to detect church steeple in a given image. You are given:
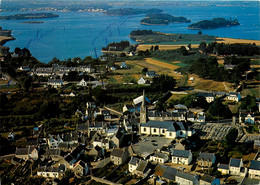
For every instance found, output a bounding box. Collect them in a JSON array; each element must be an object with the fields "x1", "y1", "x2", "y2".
[{"x1": 140, "y1": 89, "x2": 147, "y2": 124}]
